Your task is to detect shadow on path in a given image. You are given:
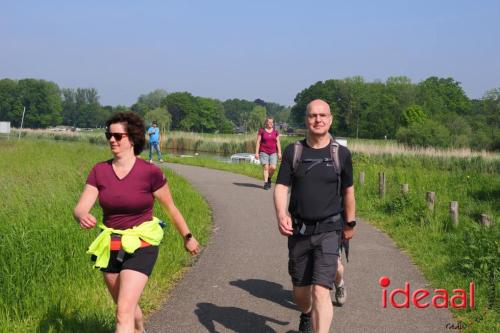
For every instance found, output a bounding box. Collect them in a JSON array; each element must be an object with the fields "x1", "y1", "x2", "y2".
[
  {"x1": 230, "y1": 279, "x2": 296, "y2": 310},
  {"x1": 232, "y1": 182, "x2": 263, "y2": 189},
  {"x1": 195, "y1": 303, "x2": 289, "y2": 333}
]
